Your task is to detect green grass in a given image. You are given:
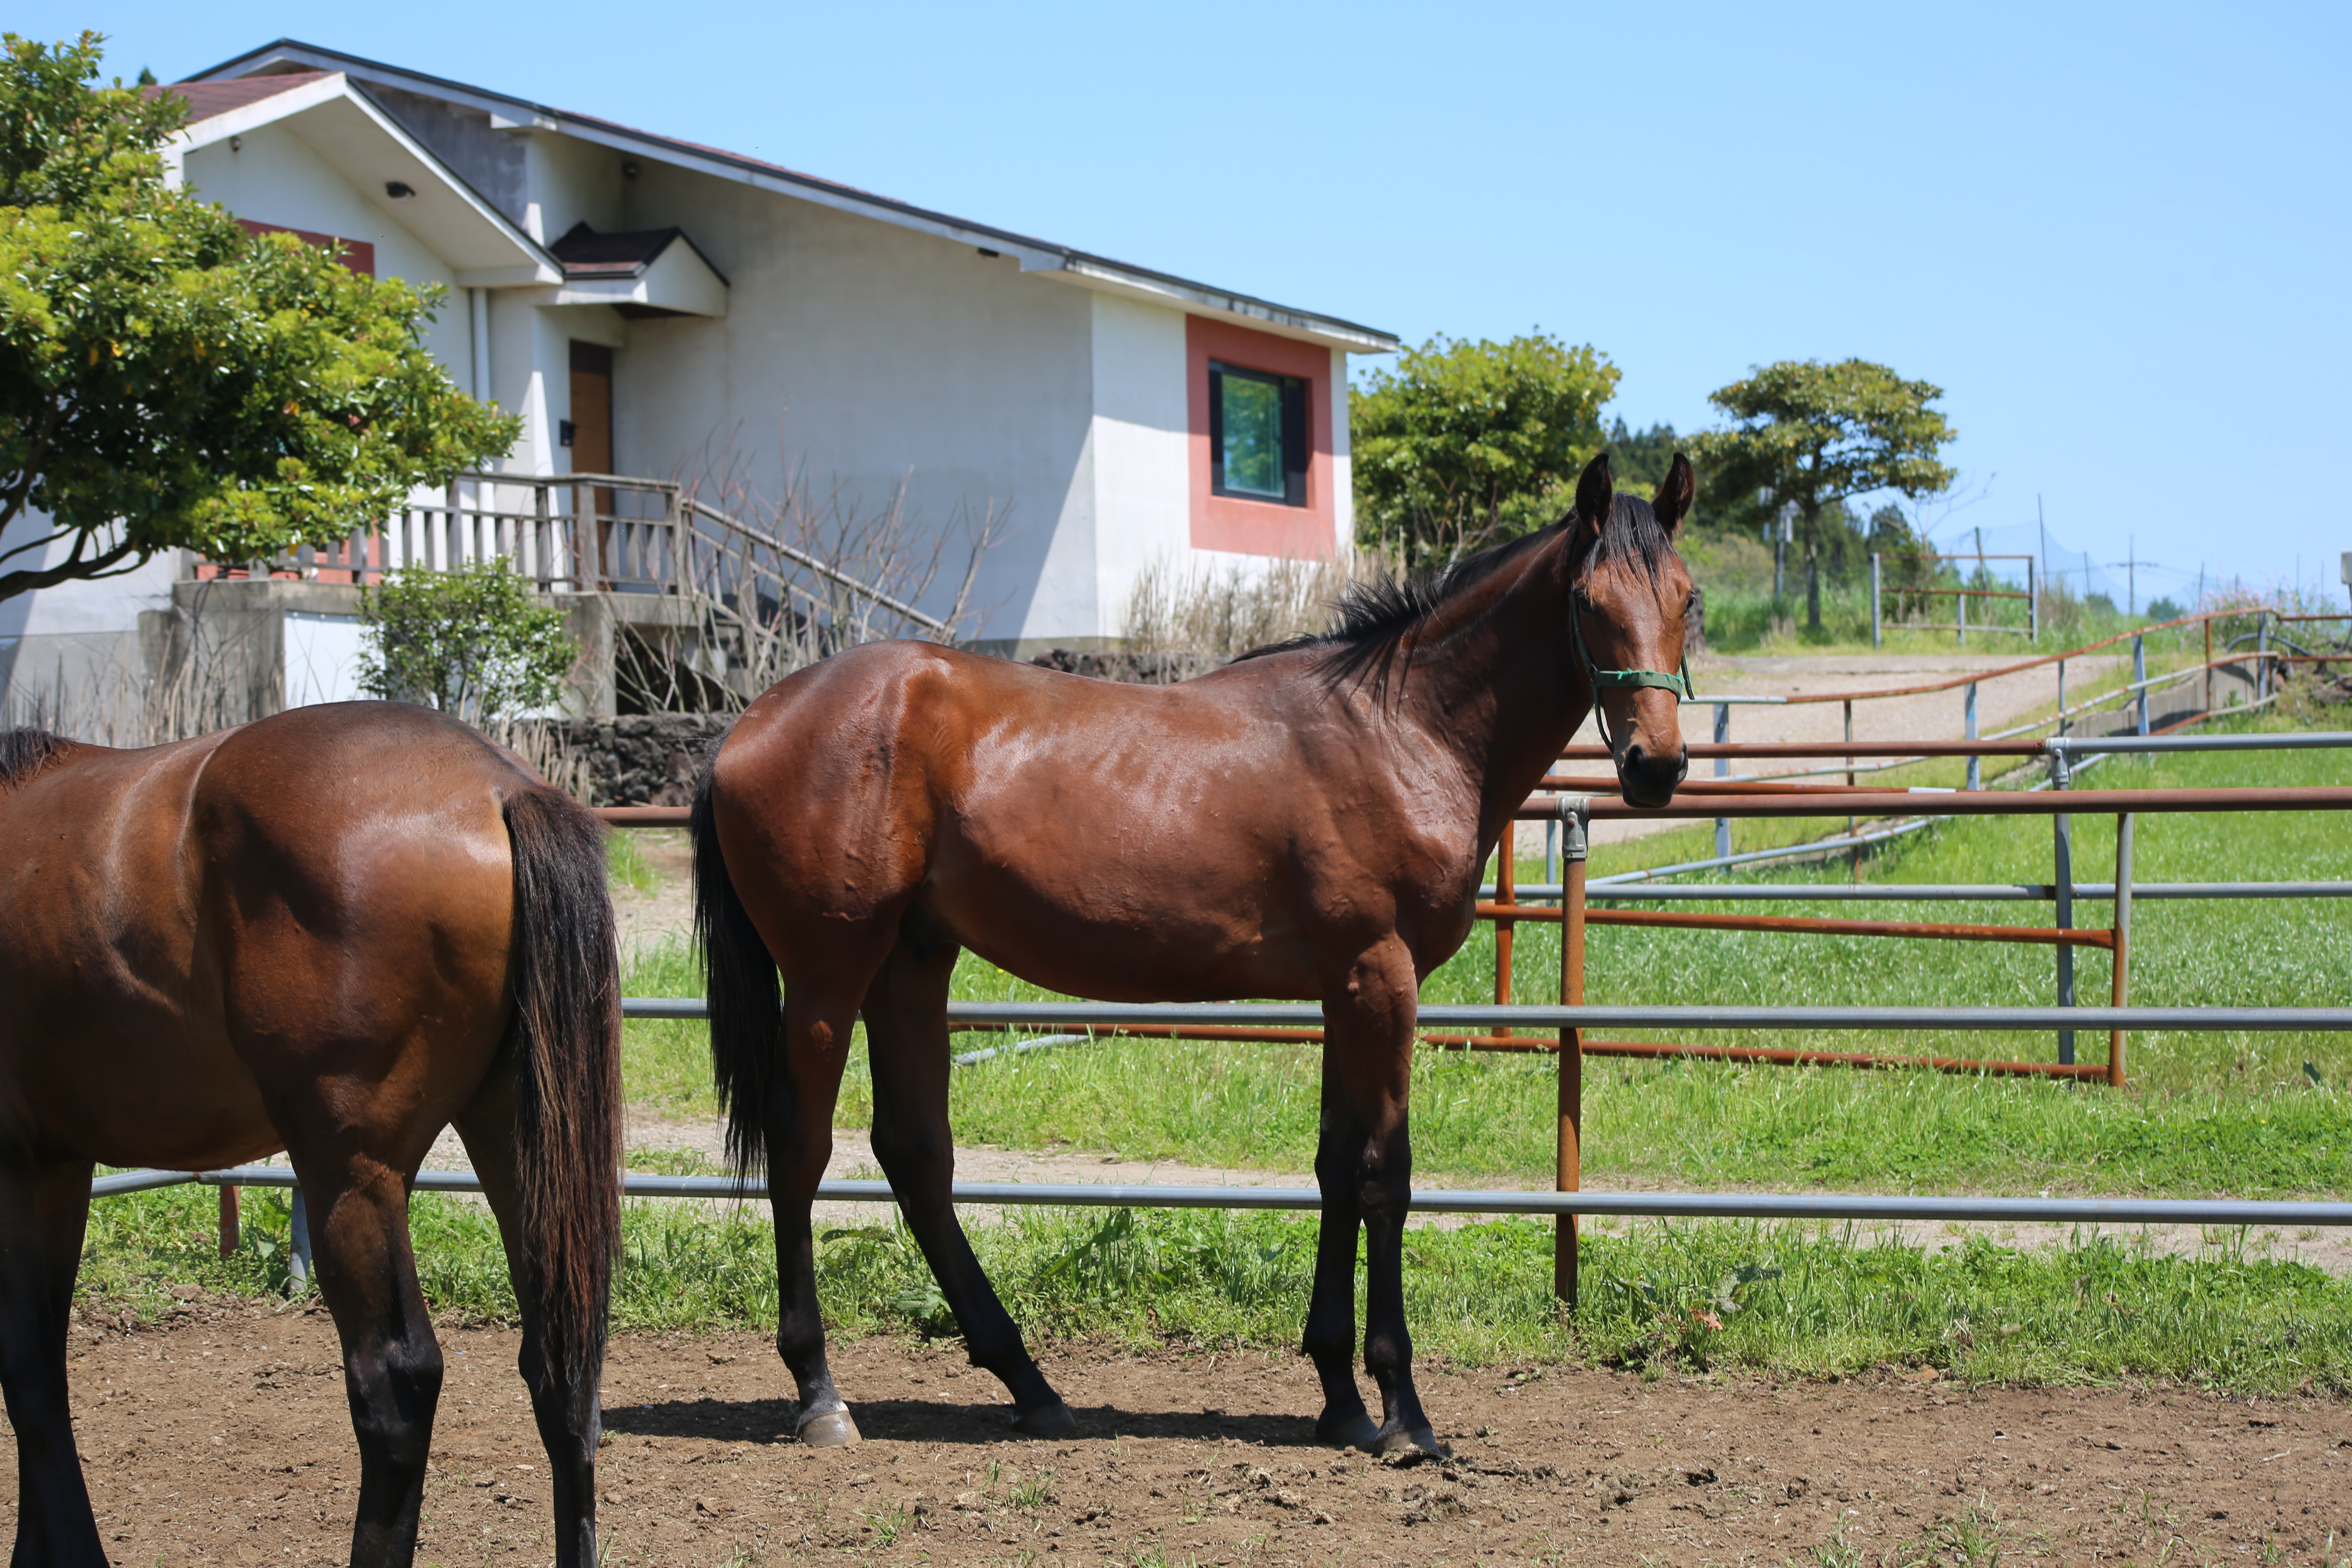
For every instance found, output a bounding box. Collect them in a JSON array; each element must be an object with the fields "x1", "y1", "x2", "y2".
[
  {"x1": 77, "y1": 1183, "x2": 2352, "y2": 1395},
  {"x1": 620, "y1": 711, "x2": 2350, "y2": 1198}
]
